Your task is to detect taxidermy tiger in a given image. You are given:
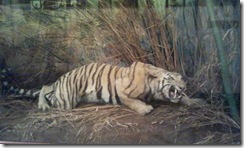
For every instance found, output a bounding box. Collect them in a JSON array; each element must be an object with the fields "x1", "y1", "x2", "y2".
[{"x1": 1, "y1": 62, "x2": 204, "y2": 115}]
